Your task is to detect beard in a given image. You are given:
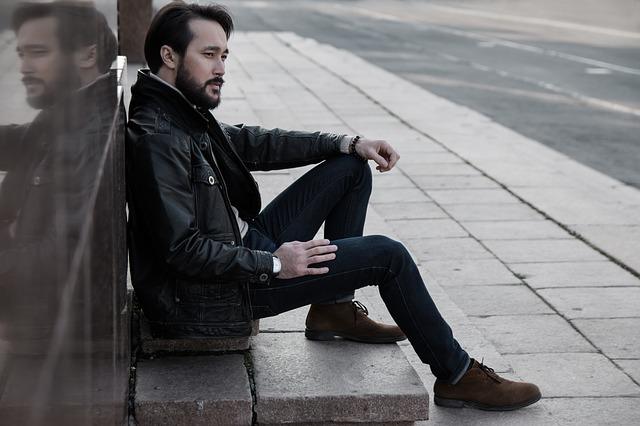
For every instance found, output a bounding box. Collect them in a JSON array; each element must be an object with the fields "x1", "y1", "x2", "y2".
[
  {"x1": 23, "y1": 65, "x2": 81, "y2": 110},
  {"x1": 175, "y1": 62, "x2": 223, "y2": 110}
]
